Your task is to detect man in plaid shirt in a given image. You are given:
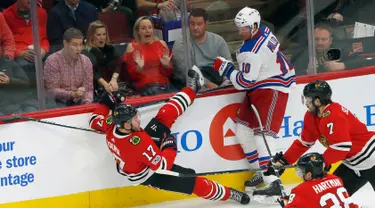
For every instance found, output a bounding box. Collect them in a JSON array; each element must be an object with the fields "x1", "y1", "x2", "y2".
[{"x1": 44, "y1": 27, "x2": 93, "y2": 107}]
